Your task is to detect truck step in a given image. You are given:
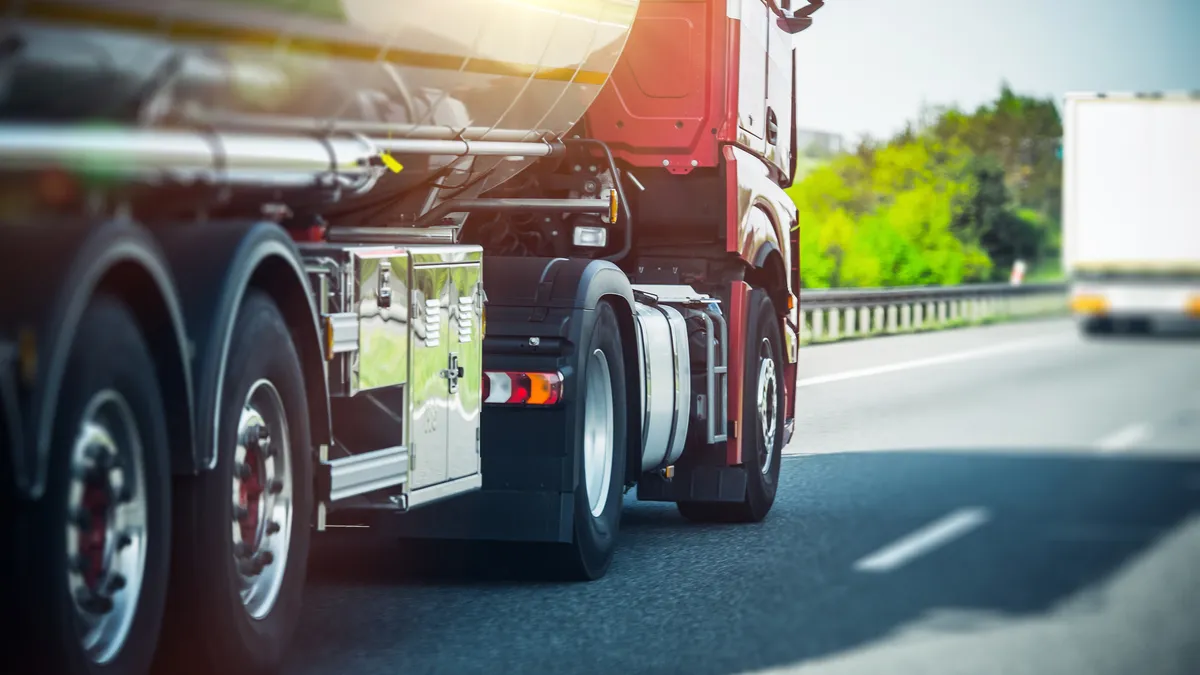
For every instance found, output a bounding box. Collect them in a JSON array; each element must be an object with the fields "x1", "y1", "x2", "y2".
[{"x1": 326, "y1": 446, "x2": 408, "y2": 503}]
